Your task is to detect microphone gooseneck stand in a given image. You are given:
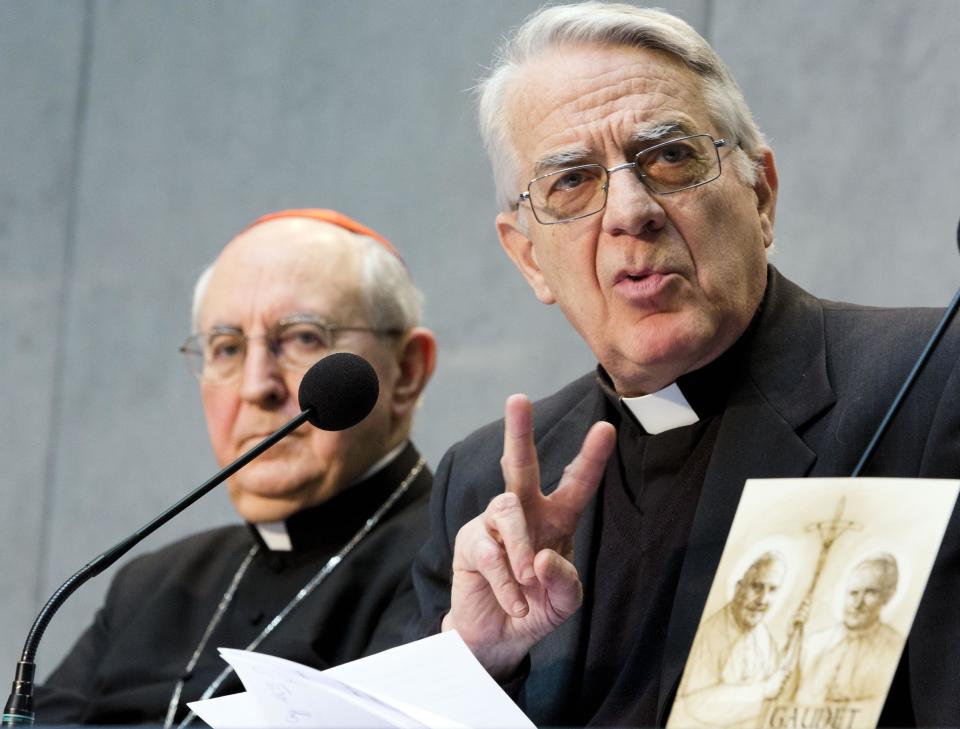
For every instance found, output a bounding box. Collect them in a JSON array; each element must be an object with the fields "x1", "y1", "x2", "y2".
[
  {"x1": 851, "y1": 217, "x2": 960, "y2": 476},
  {"x1": 1, "y1": 412, "x2": 311, "y2": 725},
  {"x1": 2, "y1": 351, "x2": 380, "y2": 725}
]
